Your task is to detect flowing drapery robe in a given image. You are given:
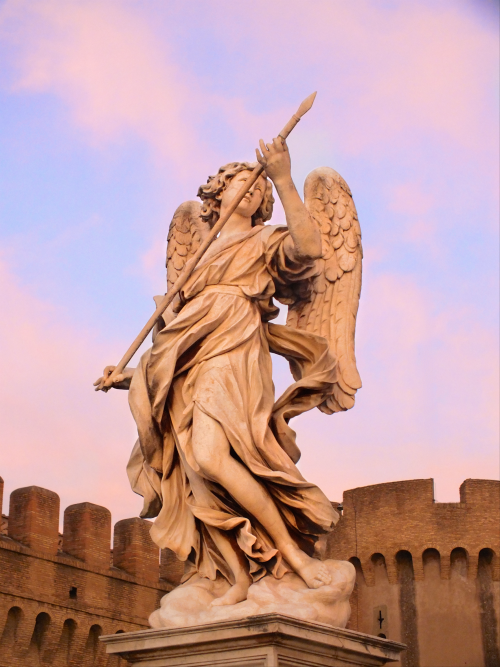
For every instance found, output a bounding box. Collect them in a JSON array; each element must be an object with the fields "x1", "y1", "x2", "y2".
[{"x1": 127, "y1": 224, "x2": 340, "y2": 583}]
